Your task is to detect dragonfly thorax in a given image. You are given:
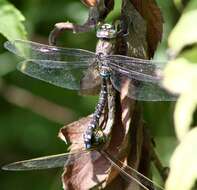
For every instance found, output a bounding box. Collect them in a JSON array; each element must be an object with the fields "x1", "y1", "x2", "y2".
[{"x1": 96, "y1": 53, "x2": 111, "y2": 78}]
